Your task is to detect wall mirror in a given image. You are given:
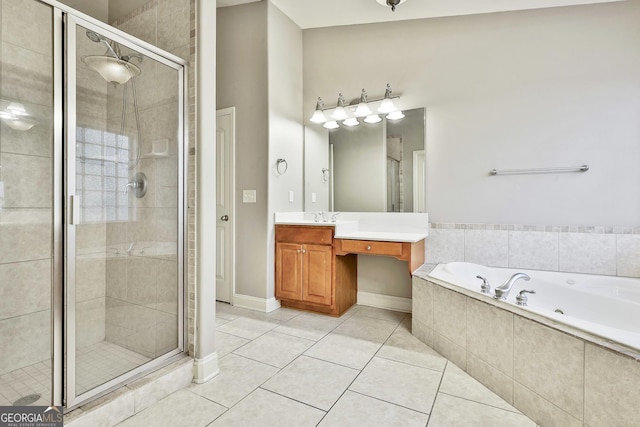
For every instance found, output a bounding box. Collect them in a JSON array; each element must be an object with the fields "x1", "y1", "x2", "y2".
[{"x1": 304, "y1": 107, "x2": 425, "y2": 213}]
